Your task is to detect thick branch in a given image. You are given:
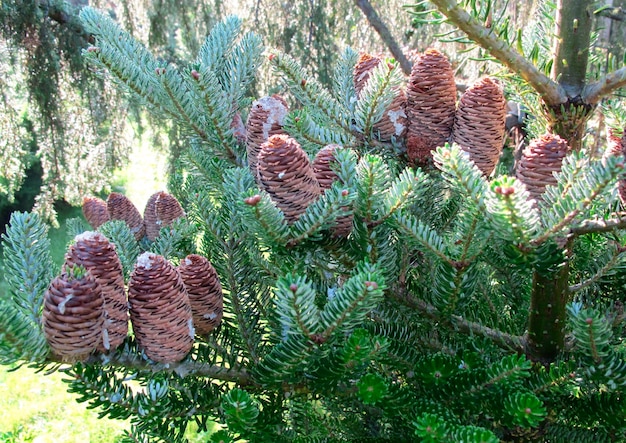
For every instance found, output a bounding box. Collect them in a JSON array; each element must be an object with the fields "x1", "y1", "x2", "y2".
[
  {"x1": 393, "y1": 291, "x2": 526, "y2": 353},
  {"x1": 428, "y1": 0, "x2": 566, "y2": 105},
  {"x1": 582, "y1": 66, "x2": 626, "y2": 104},
  {"x1": 354, "y1": 0, "x2": 412, "y2": 76},
  {"x1": 570, "y1": 214, "x2": 626, "y2": 236}
]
